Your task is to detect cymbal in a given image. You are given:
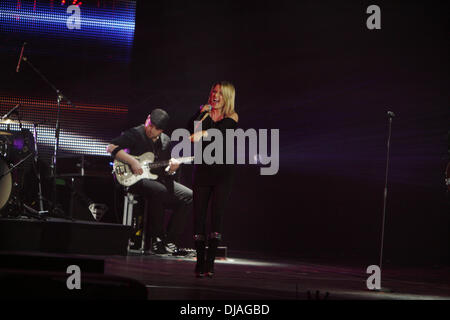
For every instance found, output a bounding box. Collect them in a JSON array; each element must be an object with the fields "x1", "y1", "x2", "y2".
[
  {"x1": 0, "y1": 131, "x2": 12, "y2": 136},
  {"x1": 0, "y1": 118, "x2": 35, "y2": 125}
]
